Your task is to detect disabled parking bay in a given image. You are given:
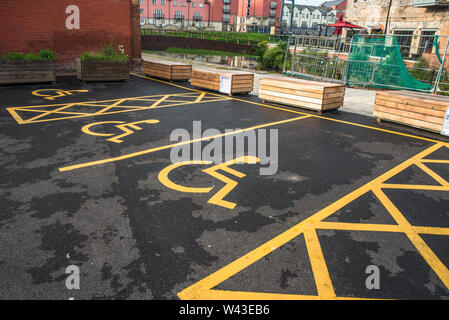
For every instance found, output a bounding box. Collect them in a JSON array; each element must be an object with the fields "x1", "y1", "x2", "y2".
[{"x1": 1, "y1": 74, "x2": 449, "y2": 300}]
